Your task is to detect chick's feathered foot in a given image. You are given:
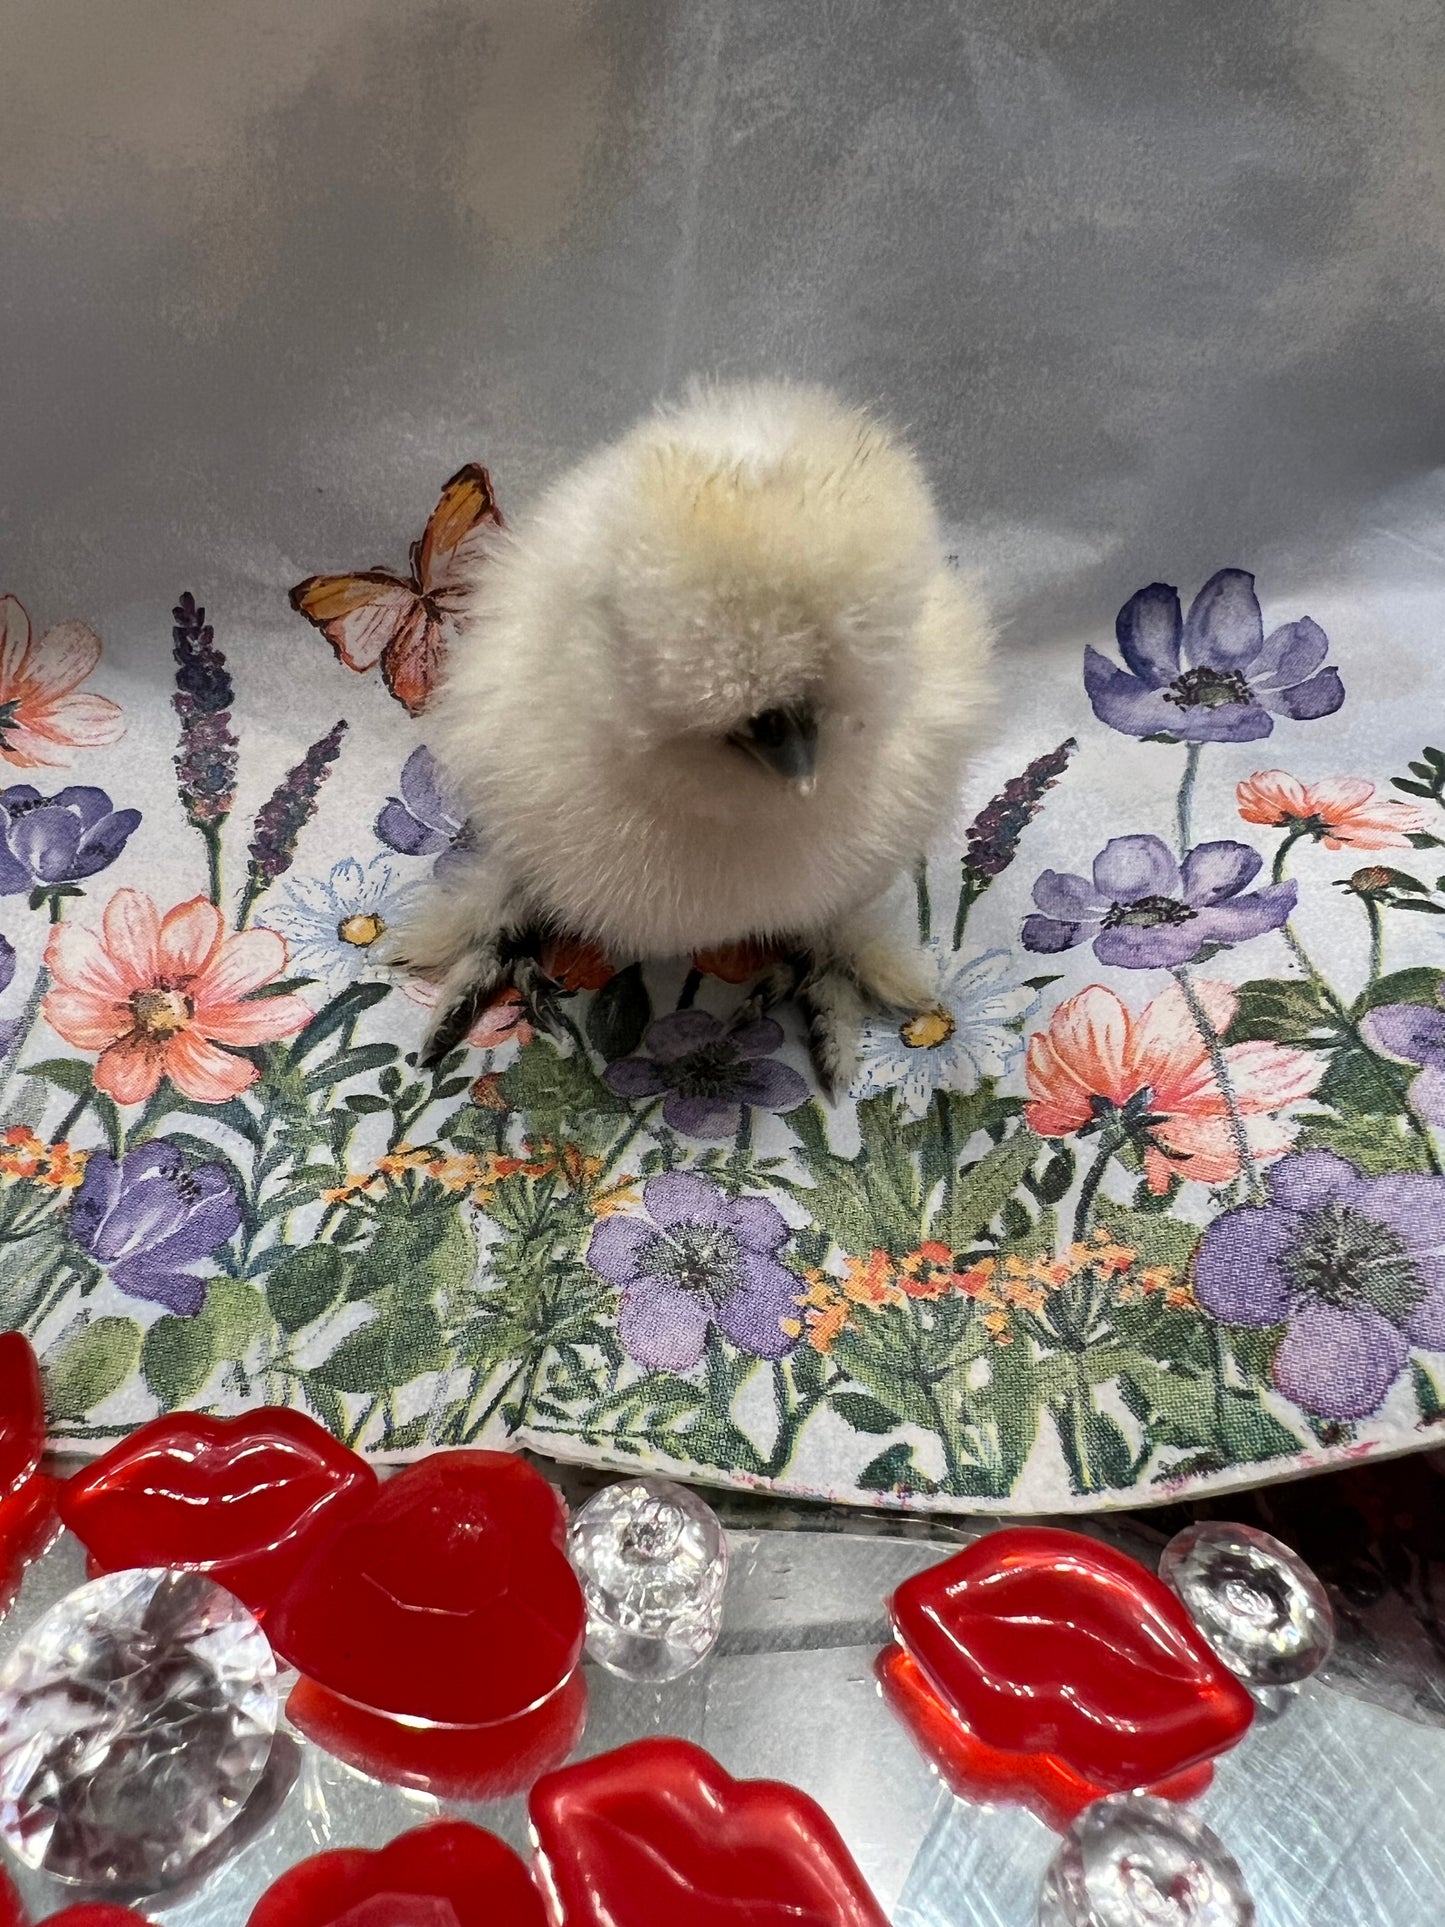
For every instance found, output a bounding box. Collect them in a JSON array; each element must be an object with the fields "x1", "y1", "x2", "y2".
[{"x1": 741, "y1": 932, "x2": 936, "y2": 1102}]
